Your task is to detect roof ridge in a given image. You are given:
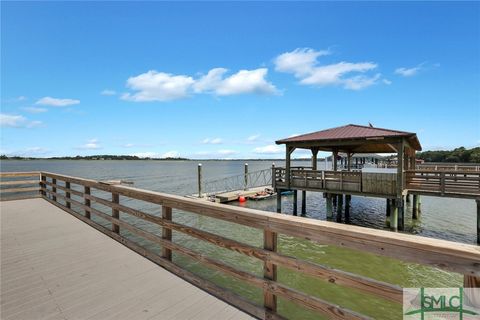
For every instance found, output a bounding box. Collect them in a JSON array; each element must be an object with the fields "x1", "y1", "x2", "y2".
[{"x1": 347, "y1": 123, "x2": 415, "y2": 135}]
